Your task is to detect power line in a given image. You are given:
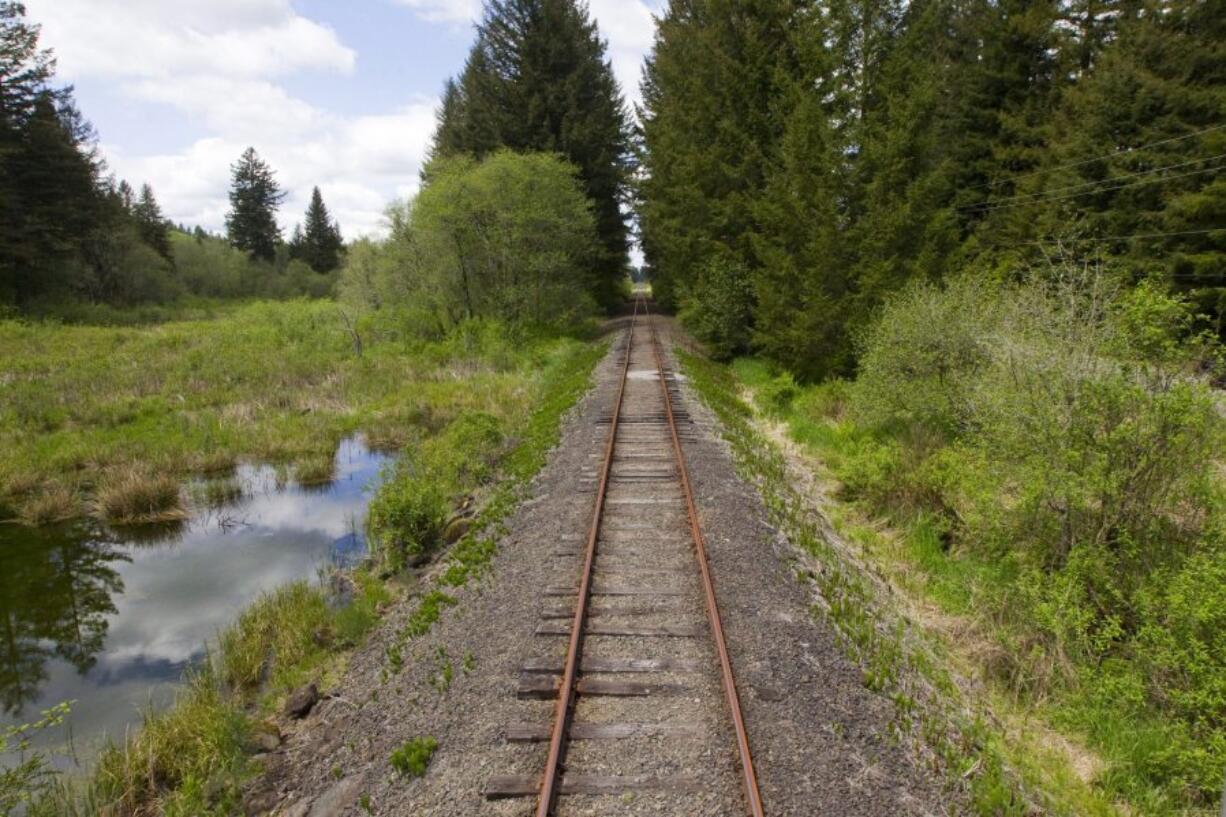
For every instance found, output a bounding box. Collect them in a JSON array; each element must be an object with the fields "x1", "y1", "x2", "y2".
[
  {"x1": 964, "y1": 121, "x2": 1226, "y2": 193},
  {"x1": 958, "y1": 151, "x2": 1226, "y2": 212},
  {"x1": 964, "y1": 161, "x2": 1226, "y2": 214},
  {"x1": 1004, "y1": 228, "x2": 1224, "y2": 248}
]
